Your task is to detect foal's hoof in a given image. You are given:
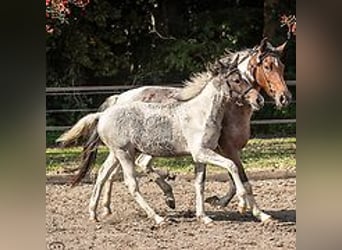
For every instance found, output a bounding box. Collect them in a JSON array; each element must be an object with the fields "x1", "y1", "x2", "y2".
[
  {"x1": 202, "y1": 216, "x2": 214, "y2": 225},
  {"x1": 102, "y1": 210, "x2": 112, "y2": 218},
  {"x1": 165, "y1": 198, "x2": 176, "y2": 209},
  {"x1": 89, "y1": 217, "x2": 99, "y2": 223},
  {"x1": 155, "y1": 215, "x2": 166, "y2": 225}
]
